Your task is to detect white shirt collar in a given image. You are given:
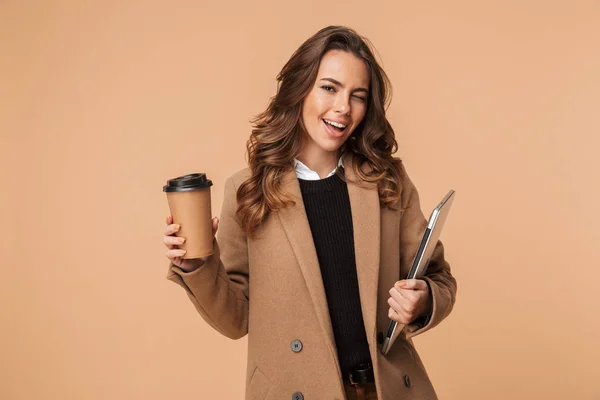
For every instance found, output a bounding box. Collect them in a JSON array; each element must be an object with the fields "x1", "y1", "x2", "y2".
[{"x1": 293, "y1": 156, "x2": 344, "y2": 181}]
